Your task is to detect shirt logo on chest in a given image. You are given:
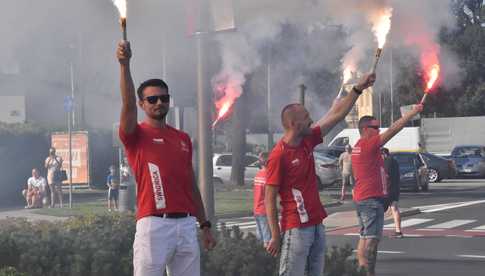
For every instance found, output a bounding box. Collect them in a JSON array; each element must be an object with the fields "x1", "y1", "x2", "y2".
[
  {"x1": 180, "y1": 141, "x2": 189, "y2": 152},
  {"x1": 291, "y1": 158, "x2": 300, "y2": 166},
  {"x1": 153, "y1": 138, "x2": 165, "y2": 144}
]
